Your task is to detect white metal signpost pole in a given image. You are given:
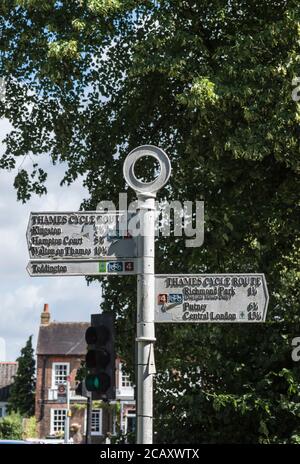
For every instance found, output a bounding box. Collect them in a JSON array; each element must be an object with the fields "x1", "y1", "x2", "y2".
[
  {"x1": 64, "y1": 377, "x2": 70, "y2": 444},
  {"x1": 123, "y1": 146, "x2": 171, "y2": 445},
  {"x1": 26, "y1": 144, "x2": 269, "y2": 445}
]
